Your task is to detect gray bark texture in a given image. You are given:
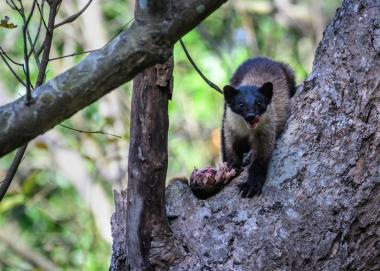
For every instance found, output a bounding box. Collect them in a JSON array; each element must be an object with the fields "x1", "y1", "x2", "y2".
[
  {"x1": 111, "y1": 0, "x2": 380, "y2": 270},
  {"x1": 0, "y1": 0, "x2": 227, "y2": 157}
]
